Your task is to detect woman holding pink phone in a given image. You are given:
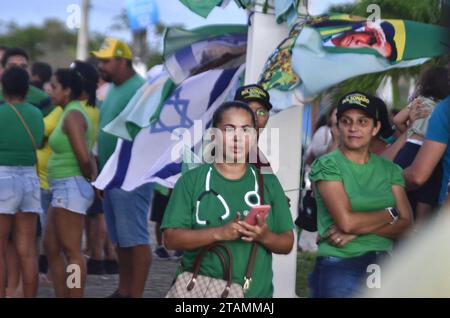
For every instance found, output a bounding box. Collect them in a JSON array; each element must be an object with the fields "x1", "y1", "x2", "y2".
[
  {"x1": 162, "y1": 101, "x2": 294, "y2": 298},
  {"x1": 244, "y1": 205, "x2": 271, "y2": 226}
]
